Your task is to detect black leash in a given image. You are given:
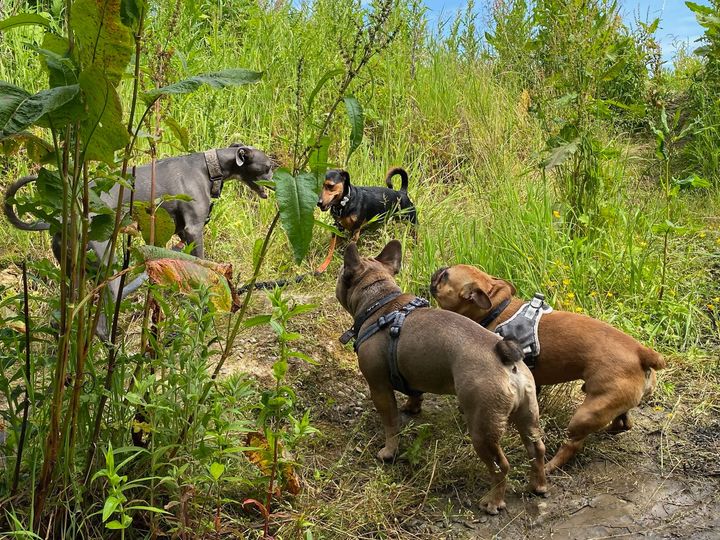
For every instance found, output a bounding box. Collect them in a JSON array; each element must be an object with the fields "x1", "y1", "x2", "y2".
[{"x1": 236, "y1": 270, "x2": 323, "y2": 295}]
